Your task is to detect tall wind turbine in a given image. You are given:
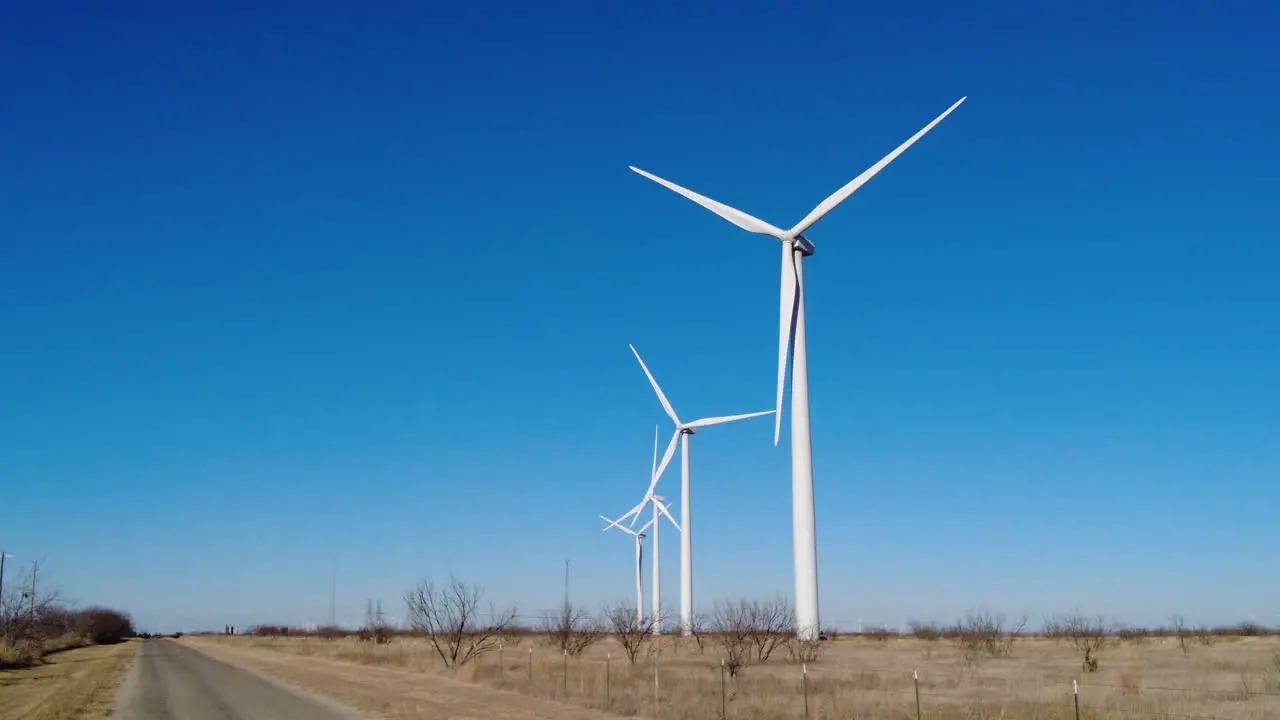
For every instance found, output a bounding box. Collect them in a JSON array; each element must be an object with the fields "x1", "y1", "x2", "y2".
[
  {"x1": 624, "y1": 344, "x2": 773, "y2": 636},
  {"x1": 607, "y1": 425, "x2": 682, "y2": 632},
  {"x1": 600, "y1": 513, "x2": 656, "y2": 624},
  {"x1": 629, "y1": 97, "x2": 967, "y2": 639}
]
